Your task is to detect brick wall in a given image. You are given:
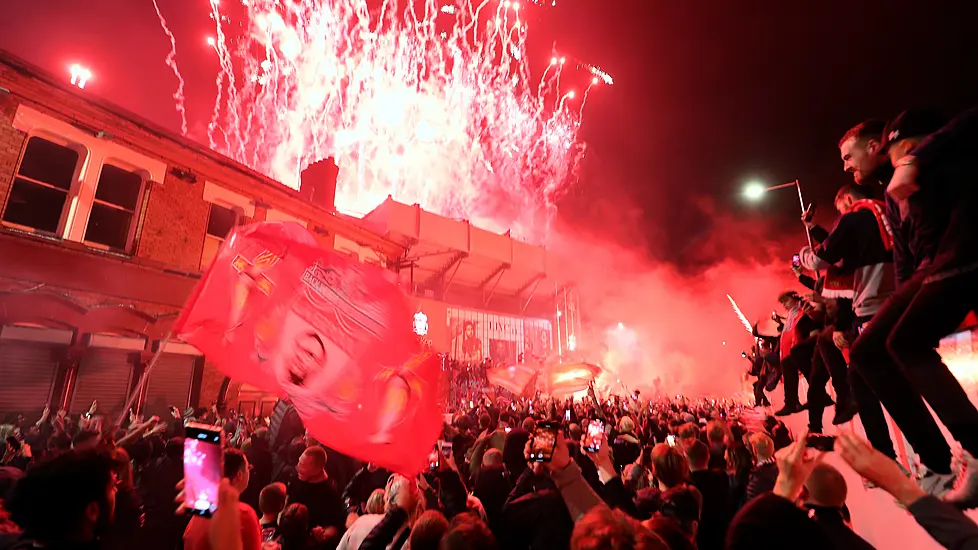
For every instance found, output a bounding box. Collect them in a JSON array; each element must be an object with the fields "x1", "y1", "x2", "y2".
[
  {"x1": 0, "y1": 93, "x2": 26, "y2": 208},
  {"x1": 197, "y1": 360, "x2": 244, "y2": 411},
  {"x1": 136, "y1": 171, "x2": 209, "y2": 271}
]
